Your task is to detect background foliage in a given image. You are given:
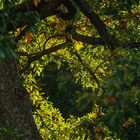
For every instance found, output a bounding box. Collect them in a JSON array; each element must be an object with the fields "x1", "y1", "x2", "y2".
[{"x1": 0, "y1": 0, "x2": 140, "y2": 139}]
